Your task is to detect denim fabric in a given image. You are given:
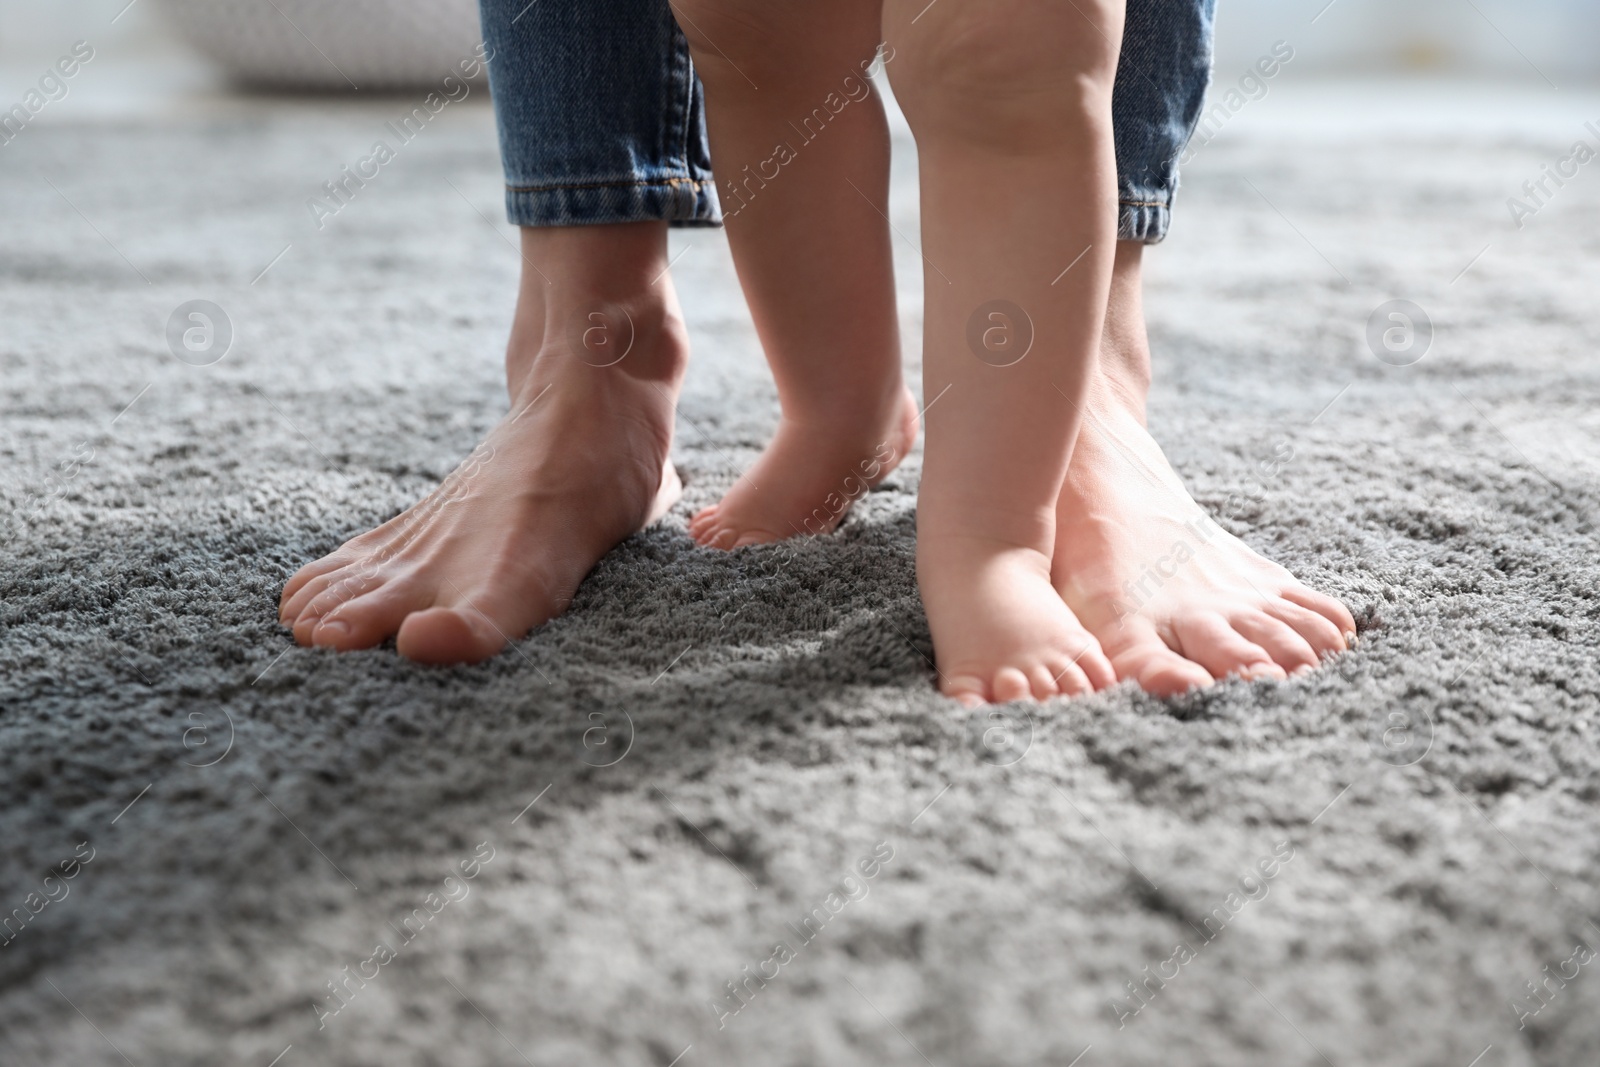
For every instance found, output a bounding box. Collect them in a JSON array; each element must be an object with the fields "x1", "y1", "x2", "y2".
[
  {"x1": 477, "y1": 0, "x2": 719, "y2": 227},
  {"x1": 1113, "y1": 0, "x2": 1218, "y2": 242},
  {"x1": 478, "y1": 0, "x2": 1215, "y2": 242}
]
